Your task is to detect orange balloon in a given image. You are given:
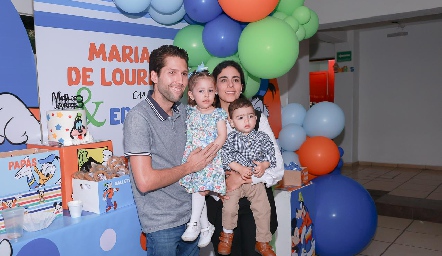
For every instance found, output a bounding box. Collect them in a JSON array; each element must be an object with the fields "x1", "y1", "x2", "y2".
[
  {"x1": 298, "y1": 136, "x2": 340, "y2": 176},
  {"x1": 308, "y1": 172, "x2": 318, "y2": 181},
  {"x1": 140, "y1": 232, "x2": 147, "y2": 251},
  {"x1": 218, "y1": 0, "x2": 279, "y2": 22}
]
